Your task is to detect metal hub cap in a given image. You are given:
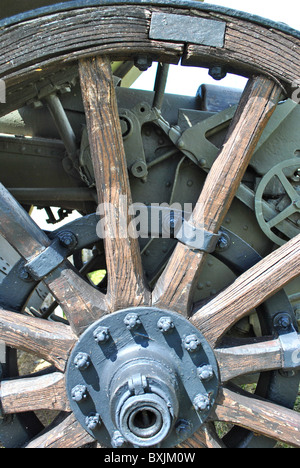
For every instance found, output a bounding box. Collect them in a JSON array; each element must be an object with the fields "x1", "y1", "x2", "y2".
[{"x1": 66, "y1": 307, "x2": 219, "y2": 448}]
